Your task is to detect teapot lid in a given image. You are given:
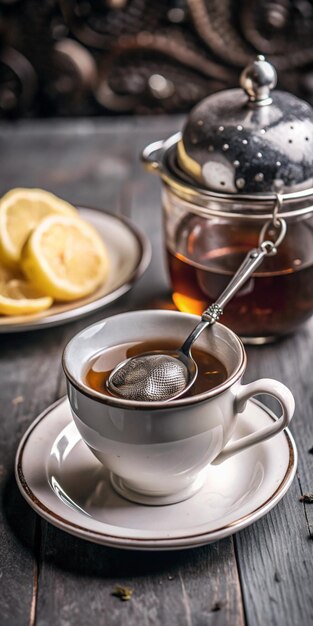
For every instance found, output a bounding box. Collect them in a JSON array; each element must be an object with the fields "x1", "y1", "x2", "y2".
[{"x1": 177, "y1": 56, "x2": 313, "y2": 194}]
